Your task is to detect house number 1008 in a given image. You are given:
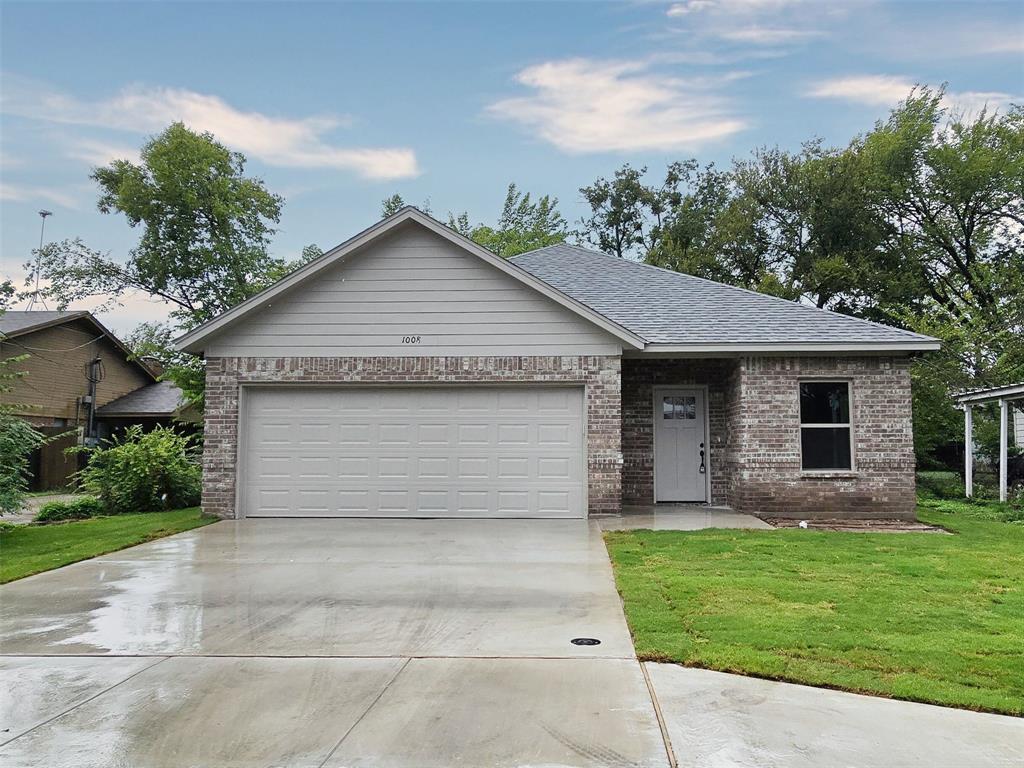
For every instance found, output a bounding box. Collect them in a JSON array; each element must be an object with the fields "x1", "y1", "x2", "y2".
[{"x1": 401, "y1": 336, "x2": 422, "y2": 344}]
